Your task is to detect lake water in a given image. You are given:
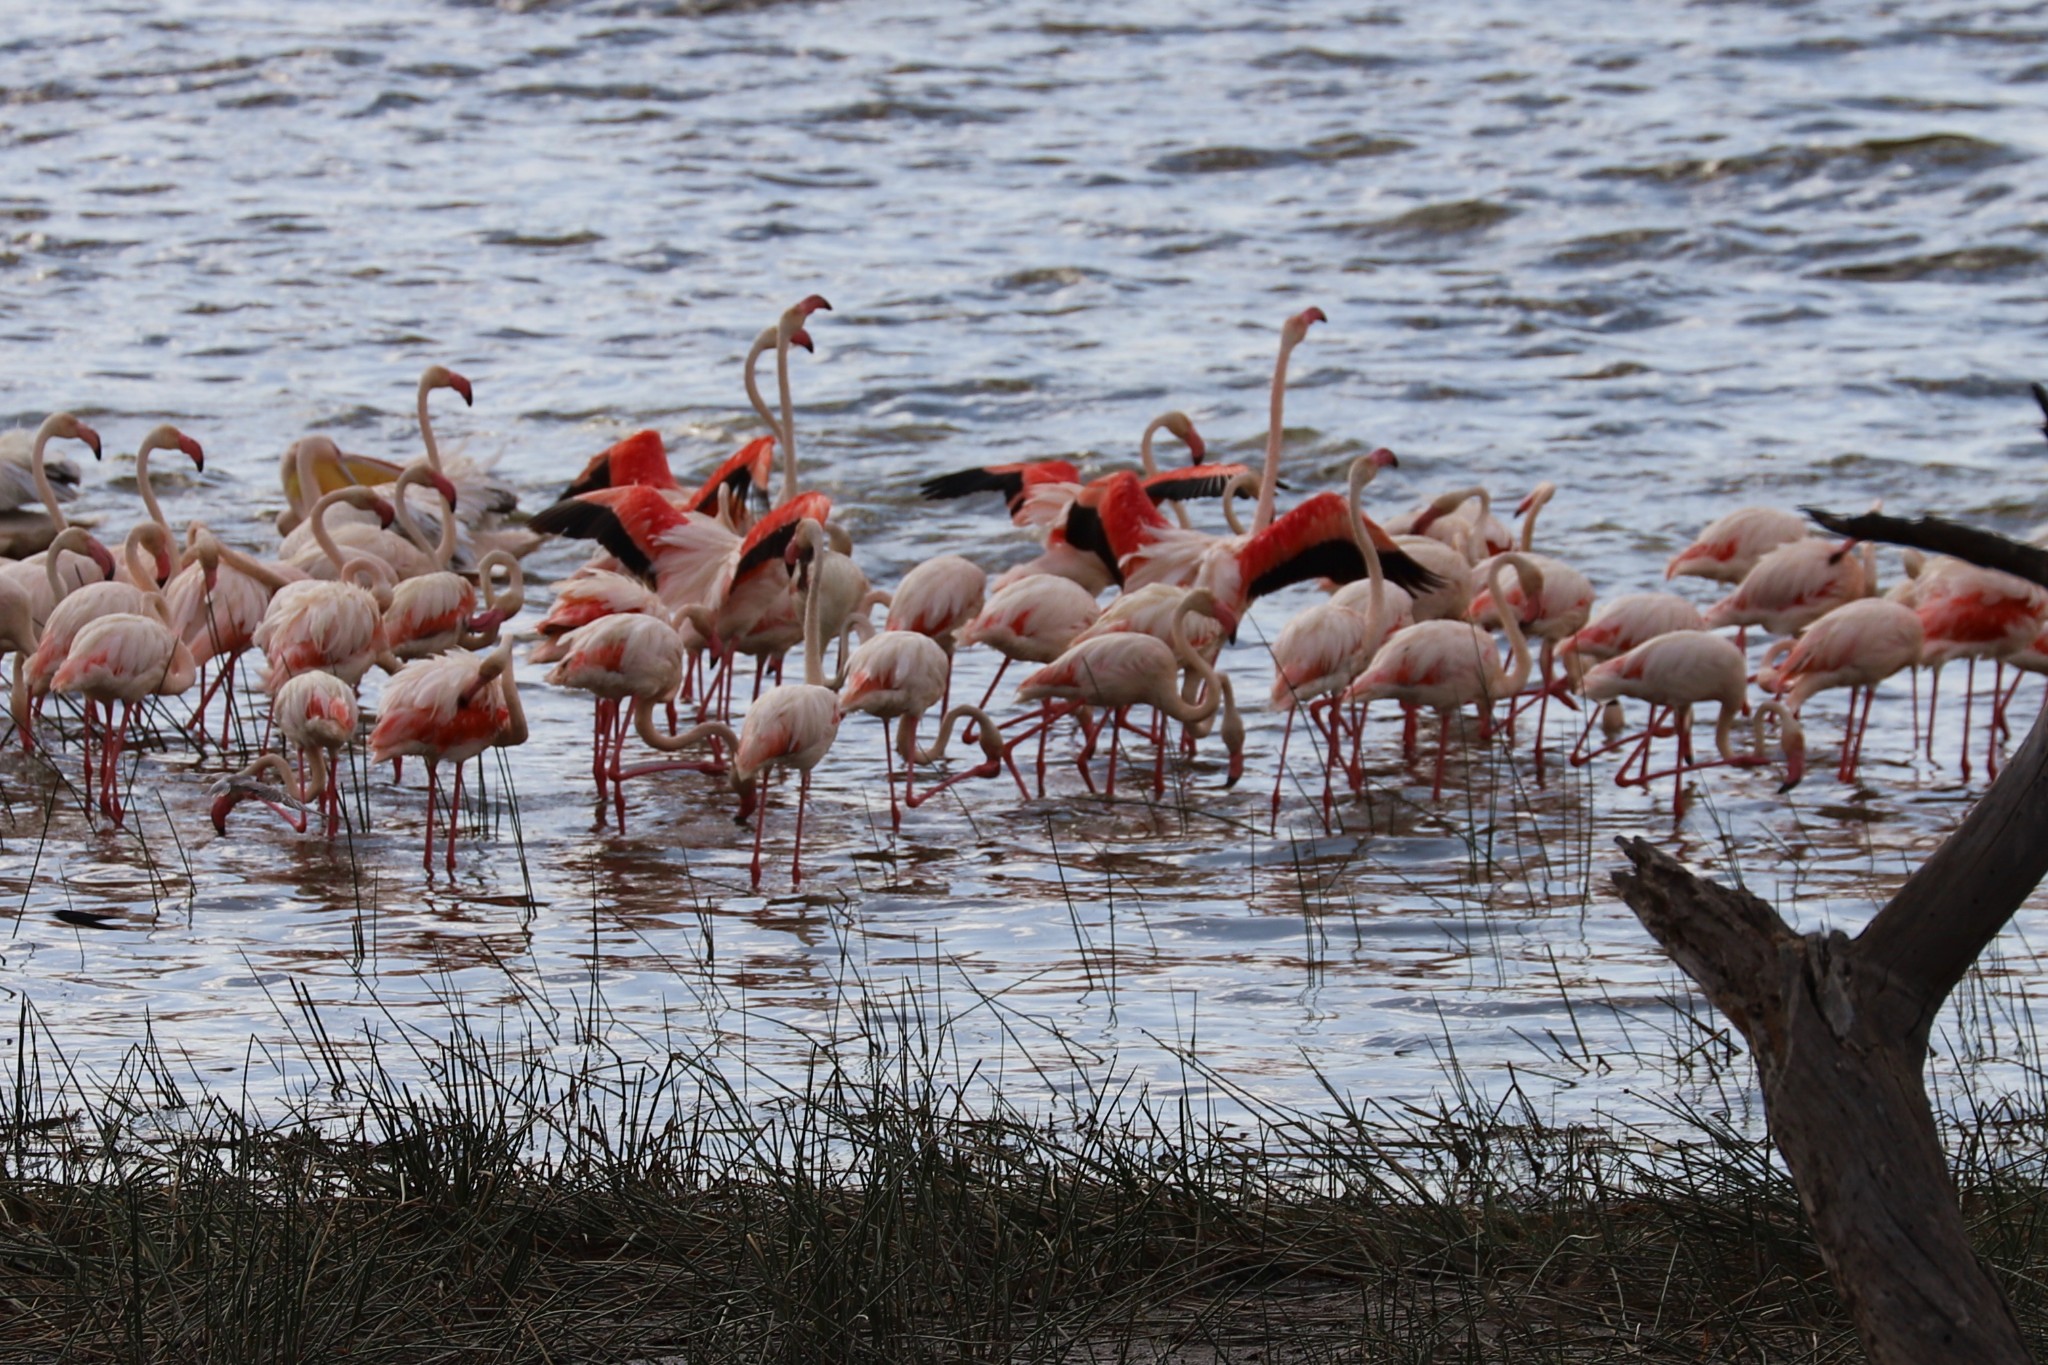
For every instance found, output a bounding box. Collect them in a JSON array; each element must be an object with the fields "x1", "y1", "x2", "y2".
[{"x1": 3, "y1": 0, "x2": 2047, "y2": 1137}]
